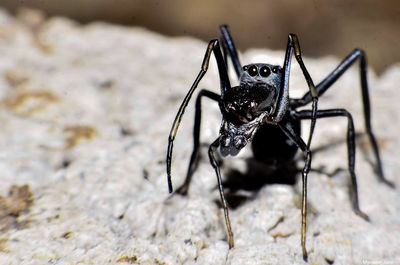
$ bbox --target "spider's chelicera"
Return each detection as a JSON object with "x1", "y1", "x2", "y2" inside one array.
[{"x1": 166, "y1": 25, "x2": 394, "y2": 261}]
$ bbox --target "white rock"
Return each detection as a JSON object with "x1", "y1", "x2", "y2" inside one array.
[{"x1": 0, "y1": 8, "x2": 399, "y2": 265}]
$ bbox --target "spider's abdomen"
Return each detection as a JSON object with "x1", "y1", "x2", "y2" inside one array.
[{"x1": 251, "y1": 113, "x2": 300, "y2": 164}]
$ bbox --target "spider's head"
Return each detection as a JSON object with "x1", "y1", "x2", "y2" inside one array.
[{"x1": 221, "y1": 63, "x2": 282, "y2": 125}]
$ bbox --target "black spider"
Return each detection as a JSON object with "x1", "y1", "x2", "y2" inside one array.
[{"x1": 166, "y1": 25, "x2": 394, "y2": 261}]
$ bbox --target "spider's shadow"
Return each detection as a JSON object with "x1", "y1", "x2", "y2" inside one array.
[
  {"x1": 219, "y1": 134, "x2": 355, "y2": 209},
  {"x1": 221, "y1": 158, "x2": 299, "y2": 209},
  {"x1": 212, "y1": 133, "x2": 375, "y2": 209}
]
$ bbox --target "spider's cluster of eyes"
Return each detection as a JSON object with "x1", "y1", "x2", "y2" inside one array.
[{"x1": 243, "y1": 65, "x2": 281, "y2": 78}]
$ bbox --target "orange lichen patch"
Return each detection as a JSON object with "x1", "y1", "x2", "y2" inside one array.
[
  {"x1": 16, "y1": 8, "x2": 53, "y2": 54},
  {"x1": 35, "y1": 38, "x2": 54, "y2": 54},
  {"x1": 377, "y1": 138, "x2": 387, "y2": 149},
  {"x1": 154, "y1": 258, "x2": 166, "y2": 265},
  {"x1": 336, "y1": 239, "x2": 352, "y2": 246},
  {"x1": 47, "y1": 214, "x2": 60, "y2": 222},
  {"x1": 270, "y1": 231, "x2": 293, "y2": 238},
  {"x1": 0, "y1": 185, "x2": 34, "y2": 217},
  {"x1": 200, "y1": 242, "x2": 209, "y2": 249},
  {"x1": 63, "y1": 125, "x2": 98, "y2": 149},
  {"x1": 2, "y1": 90, "x2": 59, "y2": 115},
  {"x1": 116, "y1": 255, "x2": 140, "y2": 264},
  {"x1": 71, "y1": 58, "x2": 83, "y2": 66},
  {"x1": 0, "y1": 237, "x2": 8, "y2": 252},
  {"x1": 292, "y1": 195, "x2": 302, "y2": 210},
  {"x1": 359, "y1": 134, "x2": 387, "y2": 150},
  {"x1": 0, "y1": 185, "x2": 34, "y2": 232},
  {"x1": 4, "y1": 70, "x2": 30, "y2": 87},
  {"x1": 61, "y1": 231, "x2": 72, "y2": 239}
]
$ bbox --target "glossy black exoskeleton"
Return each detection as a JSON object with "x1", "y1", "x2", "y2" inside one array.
[{"x1": 166, "y1": 25, "x2": 394, "y2": 261}]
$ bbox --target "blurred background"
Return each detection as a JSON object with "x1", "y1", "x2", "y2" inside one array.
[{"x1": 1, "y1": 0, "x2": 399, "y2": 74}]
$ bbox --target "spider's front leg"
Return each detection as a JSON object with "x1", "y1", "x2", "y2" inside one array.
[
  {"x1": 278, "y1": 121, "x2": 312, "y2": 261},
  {"x1": 175, "y1": 89, "x2": 219, "y2": 195},
  {"x1": 219, "y1": 25, "x2": 242, "y2": 79},
  {"x1": 166, "y1": 39, "x2": 230, "y2": 193},
  {"x1": 274, "y1": 34, "x2": 319, "y2": 261},
  {"x1": 208, "y1": 138, "x2": 234, "y2": 248},
  {"x1": 277, "y1": 34, "x2": 319, "y2": 148}
]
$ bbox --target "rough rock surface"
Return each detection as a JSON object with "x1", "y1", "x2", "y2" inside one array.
[{"x1": 0, "y1": 9, "x2": 399, "y2": 265}]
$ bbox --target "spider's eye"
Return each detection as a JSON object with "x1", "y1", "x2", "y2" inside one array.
[
  {"x1": 272, "y1": 66, "x2": 280, "y2": 73},
  {"x1": 260, "y1": 66, "x2": 271, "y2": 77},
  {"x1": 248, "y1": 65, "x2": 258, "y2": 77},
  {"x1": 242, "y1": 65, "x2": 248, "y2": 71}
]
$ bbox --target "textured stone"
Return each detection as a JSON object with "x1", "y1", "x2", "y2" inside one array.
[{"x1": 0, "y1": 8, "x2": 399, "y2": 265}]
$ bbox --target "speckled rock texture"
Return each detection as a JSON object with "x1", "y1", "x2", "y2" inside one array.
[{"x1": 0, "y1": 8, "x2": 399, "y2": 265}]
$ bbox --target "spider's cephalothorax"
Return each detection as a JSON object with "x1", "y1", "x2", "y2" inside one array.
[
  {"x1": 166, "y1": 25, "x2": 394, "y2": 261},
  {"x1": 219, "y1": 63, "x2": 282, "y2": 156}
]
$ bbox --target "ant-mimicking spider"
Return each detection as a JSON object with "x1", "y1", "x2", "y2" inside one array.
[{"x1": 166, "y1": 25, "x2": 394, "y2": 261}]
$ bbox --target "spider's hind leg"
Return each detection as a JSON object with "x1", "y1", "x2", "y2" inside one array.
[
  {"x1": 292, "y1": 49, "x2": 394, "y2": 187},
  {"x1": 294, "y1": 108, "x2": 370, "y2": 221}
]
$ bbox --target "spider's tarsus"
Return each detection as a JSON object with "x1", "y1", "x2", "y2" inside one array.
[
  {"x1": 303, "y1": 253, "x2": 308, "y2": 262},
  {"x1": 168, "y1": 179, "x2": 174, "y2": 193},
  {"x1": 381, "y1": 178, "x2": 395, "y2": 189},
  {"x1": 356, "y1": 209, "x2": 370, "y2": 222}
]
